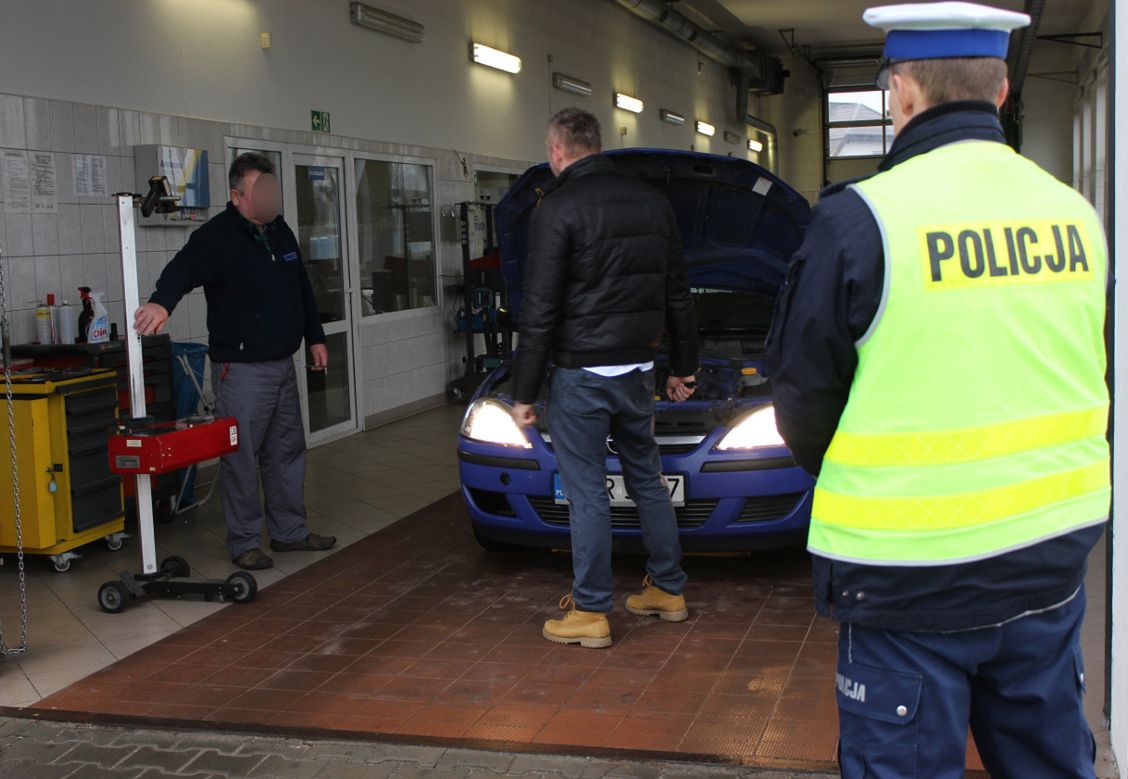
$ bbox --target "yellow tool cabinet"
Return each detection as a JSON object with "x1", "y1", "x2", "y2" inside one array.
[{"x1": 0, "y1": 369, "x2": 125, "y2": 572}]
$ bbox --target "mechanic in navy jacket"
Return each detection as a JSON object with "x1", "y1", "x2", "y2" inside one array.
[{"x1": 134, "y1": 153, "x2": 336, "y2": 571}]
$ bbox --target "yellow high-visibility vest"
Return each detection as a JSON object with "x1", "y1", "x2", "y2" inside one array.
[{"x1": 809, "y1": 140, "x2": 1110, "y2": 566}]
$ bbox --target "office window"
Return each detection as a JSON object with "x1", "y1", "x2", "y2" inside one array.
[
  {"x1": 826, "y1": 89, "x2": 893, "y2": 158},
  {"x1": 354, "y1": 159, "x2": 436, "y2": 315}
]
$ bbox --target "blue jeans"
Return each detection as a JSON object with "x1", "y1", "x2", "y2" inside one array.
[
  {"x1": 547, "y1": 367, "x2": 687, "y2": 613},
  {"x1": 836, "y1": 586, "x2": 1096, "y2": 779}
]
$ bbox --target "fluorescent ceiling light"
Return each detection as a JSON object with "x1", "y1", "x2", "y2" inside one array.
[
  {"x1": 659, "y1": 109, "x2": 685, "y2": 126},
  {"x1": 615, "y1": 93, "x2": 644, "y2": 113},
  {"x1": 349, "y1": 2, "x2": 424, "y2": 43},
  {"x1": 472, "y1": 43, "x2": 521, "y2": 74},
  {"x1": 695, "y1": 120, "x2": 716, "y2": 137},
  {"x1": 748, "y1": 138, "x2": 764, "y2": 152},
  {"x1": 723, "y1": 131, "x2": 740, "y2": 144},
  {"x1": 553, "y1": 73, "x2": 592, "y2": 97}
]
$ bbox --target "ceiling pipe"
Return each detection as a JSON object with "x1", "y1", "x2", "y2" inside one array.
[
  {"x1": 1009, "y1": 0, "x2": 1046, "y2": 96},
  {"x1": 613, "y1": 0, "x2": 763, "y2": 76}
]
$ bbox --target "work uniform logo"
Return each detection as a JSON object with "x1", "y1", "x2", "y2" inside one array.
[
  {"x1": 836, "y1": 672, "x2": 866, "y2": 702},
  {"x1": 919, "y1": 220, "x2": 1092, "y2": 291}
]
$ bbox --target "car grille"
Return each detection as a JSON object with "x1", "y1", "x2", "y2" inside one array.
[
  {"x1": 540, "y1": 435, "x2": 704, "y2": 456},
  {"x1": 528, "y1": 497, "x2": 718, "y2": 529},
  {"x1": 737, "y1": 492, "x2": 806, "y2": 523}
]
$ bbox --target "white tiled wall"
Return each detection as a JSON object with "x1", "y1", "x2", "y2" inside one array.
[
  {"x1": 0, "y1": 95, "x2": 207, "y2": 346},
  {"x1": 1, "y1": 92, "x2": 527, "y2": 428}
]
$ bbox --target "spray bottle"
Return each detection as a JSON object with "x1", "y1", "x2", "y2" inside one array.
[
  {"x1": 77, "y1": 287, "x2": 93, "y2": 344},
  {"x1": 87, "y1": 291, "x2": 110, "y2": 344},
  {"x1": 35, "y1": 296, "x2": 53, "y2": 344},
  {"x1": 57, "y1": 299, "x2": 77, "y2": 344}
]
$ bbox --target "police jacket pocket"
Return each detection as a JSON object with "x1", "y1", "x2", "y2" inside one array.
[{"x1": 837, "y1": 663, "x2": 923, "y2": 778}]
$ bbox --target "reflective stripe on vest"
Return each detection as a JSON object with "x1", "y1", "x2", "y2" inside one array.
[{"x1": 809, "y1": 140, "x2": 1110, "y2": 566}]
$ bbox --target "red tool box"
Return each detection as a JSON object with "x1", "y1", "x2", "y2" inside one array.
[{"x1": 109, "y1": 417, "x2": 239, "y2": 476}]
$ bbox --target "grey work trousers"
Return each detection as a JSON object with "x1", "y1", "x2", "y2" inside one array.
[{"x1": 212, "y1": 357, "x2": 311, "y2": 558}]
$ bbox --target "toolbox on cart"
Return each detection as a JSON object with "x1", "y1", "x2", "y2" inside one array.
[
  {"x1": 0, "y1": 368, "x2": 126, "y2": 572},
  {"x1": 13, "y1": 336, "x2": 179, "y2": 521}
]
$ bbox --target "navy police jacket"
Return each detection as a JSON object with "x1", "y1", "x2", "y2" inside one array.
[{"x1": 766, "y1": 101, "x2": 1106, "y2": 632}]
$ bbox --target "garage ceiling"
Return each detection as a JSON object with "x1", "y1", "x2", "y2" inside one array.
[{"x1": 676, "y1": 0, "x2": 1105, "y2": 58}]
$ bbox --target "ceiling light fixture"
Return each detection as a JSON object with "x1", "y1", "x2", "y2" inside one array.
[
  {"x1": 553, "y1": 73, "x2": 593, "y2": 97},
  {"x1": 471, "y1": 43, "x2": 522, "y2": 74},
  {"x1": 695, "y1": 120, "x2": 716, "y2": 137},
  {"x1": 349, "y1": 2, "x2": 424, "y2": 43},
  {"x1": 748, "y1": 138, "x2": 764, "y2": 152},
  {"x1": 615, "y1": 93, "x2": 644, "y2": 113},
  {"x1": 659, "y1": 109, "x2": 685, "y2": 126}
]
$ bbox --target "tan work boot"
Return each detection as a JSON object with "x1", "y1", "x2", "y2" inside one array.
[
  {"x1": 542, "y1": 594, "x2": 613, "y2": 648},
  {"x1": 626, "y1": 575, "x2": 689, "y2": 622}
]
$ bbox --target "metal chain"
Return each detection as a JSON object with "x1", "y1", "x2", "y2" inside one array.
[{"x1": 0, "y1": 242, "x2": 29, "y2": 657}]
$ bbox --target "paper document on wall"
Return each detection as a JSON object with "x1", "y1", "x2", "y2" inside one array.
[
  {"x1": 72, "y1": 154, "x2": 108, "y2": 197},
  {"x1": 30, "y1": 152, "x2": 57, "y2": 213},
  {"x1": 2, "y1": 151, "x2": 31, "y2": 213}
]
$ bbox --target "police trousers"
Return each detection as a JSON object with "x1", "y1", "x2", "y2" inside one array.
[{"x1": 836, "y1": 586, "x2": 1096, "y2": 779}]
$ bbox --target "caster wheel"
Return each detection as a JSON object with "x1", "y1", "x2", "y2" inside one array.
[
  {"x1": 98, "y1": 581, "x2": 129, "y2": 613},
  {"x1": 226, "y1": 572, "x2": 258, "y2": 604},
  {"x1": 51, "y1": 555, "x2": 72, "y2": 573},
  {"x1": 105, "y1": 534, "x2": 124, "y2": 552},
  {"x1": 160, "y1": 555, "x2": 190, "y2": 578}
]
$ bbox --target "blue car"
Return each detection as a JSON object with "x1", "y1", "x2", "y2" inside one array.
[{"x1": 458, "y1": 149, "x2": 814, "y2": 552}]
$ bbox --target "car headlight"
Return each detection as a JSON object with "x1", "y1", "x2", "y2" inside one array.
[
  {"x1": 715, "y1": 405, "x2": 785, "y2": 450},
  {"x1": 460, "y1": 399, "x2": 533, "y2": 448}
]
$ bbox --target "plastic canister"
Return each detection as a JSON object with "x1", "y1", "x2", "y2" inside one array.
[{"x1": 87, "y1": 291, "x2": 110, "y2": 343}]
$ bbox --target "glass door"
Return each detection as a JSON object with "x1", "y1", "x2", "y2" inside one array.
[{"x1": 288, "y1": 154, "x2": 357, "y2": 443}]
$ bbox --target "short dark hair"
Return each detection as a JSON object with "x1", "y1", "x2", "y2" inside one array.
[
  {"x1": 891, "y1": 57, "x2": 1007, "y2": 106},
  {"x1": 229, "y1": 152, "x2": 276, "y2": 193},
  {"x1": 547, "y1": 107, "x2": 602, "y2": 155}
]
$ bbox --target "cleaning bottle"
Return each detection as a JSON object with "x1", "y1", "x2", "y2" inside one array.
[
  {"x1": 77, "y1": 287, "x2": 93, "y2": 344},
  {"x1": 58, "y1": 299, "x2": 77, "y2": 344},
  {"x1": 87, "y1": 291, "x2": 110, "y2": 343}
]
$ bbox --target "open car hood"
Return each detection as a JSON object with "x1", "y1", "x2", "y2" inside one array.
[{"x1": 494, "y1": 149, "x2": 811, "y2": 322}]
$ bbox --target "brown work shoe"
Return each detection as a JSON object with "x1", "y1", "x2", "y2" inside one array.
[
  {"x1": 232, "y1": 548, "x2": 273, "y2": 570},
  {"x1": 542, "y1": 594, "x2": 613, "y2": 649},
  {"x1": 270, "y1": 533, "x2": 337, "y2": 553},
  {"x1": 626, "y1": 575, "x2": 689, "y2": 622}
]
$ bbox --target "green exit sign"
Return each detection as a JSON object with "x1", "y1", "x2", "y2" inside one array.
[{"x1": 311, "y1": 110, "x2": 331, "y2": 133}]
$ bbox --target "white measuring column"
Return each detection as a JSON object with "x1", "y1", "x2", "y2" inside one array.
[{"x1": 115, "y1": 193, "x2": 157, "y2": 575}]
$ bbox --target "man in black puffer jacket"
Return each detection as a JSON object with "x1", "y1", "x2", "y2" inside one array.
[{"x1": 510, "y1": 107, "x2": 700, "y2": 648}]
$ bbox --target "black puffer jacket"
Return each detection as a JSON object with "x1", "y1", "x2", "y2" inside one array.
[{"x1": 510, "y1": 155, "x2": 699, "y2": 403}]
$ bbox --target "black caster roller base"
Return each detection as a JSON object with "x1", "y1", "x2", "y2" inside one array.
[{"x1": 97, "y1": 557, "x2": 258, "y2": 613}]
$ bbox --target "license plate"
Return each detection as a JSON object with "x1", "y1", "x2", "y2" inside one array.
[{"x1": 553, "y1": 473, "x2": 685, "y2": 507}]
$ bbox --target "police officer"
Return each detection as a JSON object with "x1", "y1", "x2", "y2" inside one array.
[{"x1": 767, "y1": 3, "x2": 1108, "y2": 777}]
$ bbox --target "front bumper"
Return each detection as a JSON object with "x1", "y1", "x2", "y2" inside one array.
[{"x1": 457, "y1": 429, "x2": 813, "y2": 552}]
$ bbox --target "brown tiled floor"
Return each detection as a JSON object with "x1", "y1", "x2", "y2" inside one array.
[{"x1": 24, "y1": 493, "x2": 992, "y2": 773}]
